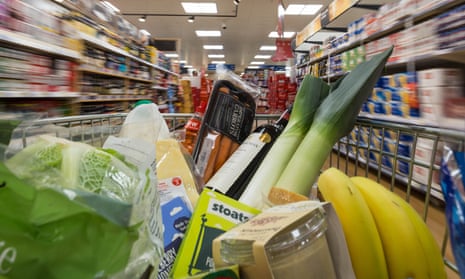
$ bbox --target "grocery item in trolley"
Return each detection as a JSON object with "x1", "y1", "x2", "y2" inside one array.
[
  {"x1": 0, "y1": 132, "x2": 162, "y2": 279},
  {"x1": 170, "y1": 188, "x2": 260, "y2": 278},
  {"x1": 212, "y1": 201, "x2": 355, "y2": 279},
  {"x1": 192, "y1": 78, "x2": 258, "y2": 184},
  {"x1": 440, "y1": 144, "x2": 465, "y2": 276}
]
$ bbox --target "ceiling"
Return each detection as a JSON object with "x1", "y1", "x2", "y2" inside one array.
[{"x1": 108, "y1": 0, "x2": 396, "y2": 73}]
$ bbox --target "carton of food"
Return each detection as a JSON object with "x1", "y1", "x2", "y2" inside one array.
[
  {"x1": 170, "y1": 188, "x2": 260, "y2": 278},
  {"x1": 212, "y1": 201, "x2": 355, "y2": 279}
]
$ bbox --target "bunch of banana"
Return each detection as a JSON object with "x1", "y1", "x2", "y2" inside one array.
[
  {"x1": 317, "y1": 167, "x2": 389, "y2": 279},
  {"x1": 351, "y1": 176, "x2": 446, "y2": 279},
  {"x1": 318, "y1": 167, "x2": 446, "y2": 279}
]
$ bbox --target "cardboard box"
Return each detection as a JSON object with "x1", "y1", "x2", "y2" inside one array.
[
  {"x1": 418, "y1": 86, "x2": 463, "y2": 104},
  {"x1": 171, "y1": 188, "x2": 260, "y2": 278},
  {"x1": 417, "y1": 68, "x2": 464, "y2": 88},
  {"x1": 212, "y1": 201, "x2": 355, "y2": 279}
]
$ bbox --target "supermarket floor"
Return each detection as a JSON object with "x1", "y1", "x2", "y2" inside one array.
[{"x1": 323, "y1": 152, "x2": 459, "y2": 279}]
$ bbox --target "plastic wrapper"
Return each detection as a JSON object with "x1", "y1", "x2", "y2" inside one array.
[
  {"x1": 0, "y1": 115, "x2": 164, "y2": 279},
  {"x1": 192, "y1": 77, "x2": 257, "y2": 183},
  {"x1": 215, "y1": 64, "x2": 262, "y2": 100},
  {"x1": 119, "y1": 103, "x2": 171, "y2": 143},
  {"x1": 440, "y1": 144, "x2": 465, "y2": 277}
]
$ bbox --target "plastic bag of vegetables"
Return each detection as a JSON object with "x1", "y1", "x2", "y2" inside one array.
[{"x1": 0, "y1": 134, "x2": 162, "y2": 279}]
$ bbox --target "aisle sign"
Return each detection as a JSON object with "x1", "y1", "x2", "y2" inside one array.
[
  {"x1": 295, "y1": 0, "x2": 360, "y2": 47},
  {"x1": 296, "y1": 14, "x2": 322, "y2": 46},
  {"x1": 328, "y1": 0, "x2": 360, "y2": 21},
  {"x1": 207, "y1": 64, "x2": 235, "y2": 71}
]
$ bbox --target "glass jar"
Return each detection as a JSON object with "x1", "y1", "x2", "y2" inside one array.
[{"x1": 265, "y1": 207, "x2": 337, "y2": 279}]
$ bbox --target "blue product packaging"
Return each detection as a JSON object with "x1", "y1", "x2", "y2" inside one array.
[{"x1": 440, "y1": 146, "x2": 465, "y2": 277}]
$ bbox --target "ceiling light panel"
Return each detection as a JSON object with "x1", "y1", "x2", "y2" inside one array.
[
  {"x1": 181, "y1": 2, "x2": 218, "y2": 14},
  {"x1": 285, "y1": 4, "x2": 322, "y2": 15},
  {"x1": 212, "y1": 60, "x2": 226, "y2": 64},
  {"x1": 208, "y1": 54, "x2": 225, "y2": 58},
  {"x1": 203, "y1": 45, "x2": 223, "y2": 50},
  {"x1": 259, "y1": 45, "x2": 277, "y2": 51},
  {"x1": 251, "y1": 61, "x2": 265, "y2": 65},
  {"x1": 165, "y1": 53, "x2": 179, "y2": 58},
  {"x1": 254, "y1": 55, "x2": 271, "y2": 59},
  {"x1": 195, "y1": 30, "x2": 222, "y2": 37},
  {"x1": 268, "y1": 31, "x2": 295, "y2": 38}
]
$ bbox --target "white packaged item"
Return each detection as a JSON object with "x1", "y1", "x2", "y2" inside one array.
[
  {"x1": 418, "y1": 86, "x2": 463, "y2": 104},
  {"x1": 119, "y1": 103, "x2": 171, "y2": 143},
  {"x1": 417, "y1": 68, "x2": 464, "y2": 87}
]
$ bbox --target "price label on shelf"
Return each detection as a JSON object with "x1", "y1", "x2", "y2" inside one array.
[
  {"x1": 296, "y1": 14, "x2": 322, "y2": 46},
  {"x1": 328, "y1": 0, "x2": 360, "y2": 21}
]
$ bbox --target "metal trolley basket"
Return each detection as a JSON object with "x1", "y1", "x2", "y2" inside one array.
[{"x1": 11, "y1": 113, "x2": 465, "y2": 277}]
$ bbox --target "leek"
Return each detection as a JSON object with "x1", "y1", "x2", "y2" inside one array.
[
  {"x1": 238, "y1": 75, "x2": 330, "y2": 208},
  {"x1": 268, "y1": 47, "x2": 393, "y2": 205}
]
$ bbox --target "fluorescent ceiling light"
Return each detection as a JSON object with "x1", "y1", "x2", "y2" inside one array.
[
  {"x1": 285, "y1": 4, "x2": 322, "y2": 15},
  {"x1": 195, "y1": 30, "x2": 221, "y2": 37},
  {"x1": 179, "y1": 60, "x2": 187, "y2": 64},
  {"x1": 208, "y1": 54, "x2": 225, "y2": 58},
  {"x1": 254, "y1": 55, "x2": 272, "y2": 59},
  {"x1": 165, "y1": 53, "x2": 179, "y2": 58},
  {"x1": 251, "y1": 61, "x2": 265, "y2": 65},
  {"x1": 260, "y1": 45, "x2": 277, "y2": 51},
  {"x1": 203, "y1": 45, "x2": 223, "y2": 50},
  {"x1": 212, "y1": 60, "x2": 226, "y2": 64},
  {"x1": 268, "y1": 31, "x2": 295, "y2": 38},
  {"x1": 101, "y1": 1, "x2": 120, "y2": 13},
  {"x1": 181, "y1": 2, "x2": 218, "y2": 14},
  {"x1": 248, "y1": 66, "x2": 260, "y2": 69},
  {"x1": 184, "y1": 65, "x2": 193, "y2": 68}
]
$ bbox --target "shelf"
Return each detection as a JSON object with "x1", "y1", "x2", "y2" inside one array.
[
  {"x1": 0, "y1": 29, "x2": 80, "y2": 60},
  {"x1": 153, "y1": 85, "x2": 169, "y2": 91},
  {"x1": 79, "y1": 32, "x2": 178, "y2": 76},
  {"x1": 78, "y1": 66, "x2": 152, "y2": 82},
  {"x1": 296, "y1": 0, "x2": 465, "y2": 68},
  {"x1": 335, "y1": 146, "x2": 444, "y2": 201},
  {"x1": 78, "y1": 95, "x2": 152, "y2": 103},
  {"x1": 358, "y1": 113, "x2": 465, "y2": 133},
  {"x1": 0, "y1": 91, "x2": 80, "y2": 98}
]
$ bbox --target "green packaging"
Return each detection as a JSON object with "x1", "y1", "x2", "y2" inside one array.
[{"x1": 171, "y1": 188, "x2": 260, "y2": 278}]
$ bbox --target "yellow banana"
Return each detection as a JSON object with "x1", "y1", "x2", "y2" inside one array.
[
  {"x1": 351, "y1": 176, "x2": 446, "y2": 279},
  {"x1": 317, "y1": 168, "x2": 389, "y2": 279},
  {"x1": 350, "y1": 176, "x2": 430, "y2": 279}
]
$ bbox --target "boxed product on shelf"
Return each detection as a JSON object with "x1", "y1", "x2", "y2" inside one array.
[
  {"x1": 418, "y1": 86, "x2": 463, "y2": 103},
  {"x1": 417, "y1": 68, "x2": 464, "y2": 87}
]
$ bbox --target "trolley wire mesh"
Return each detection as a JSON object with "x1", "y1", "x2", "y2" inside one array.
[{"x1": 8, "y1": 113, "x2": 465, "y2": 276}]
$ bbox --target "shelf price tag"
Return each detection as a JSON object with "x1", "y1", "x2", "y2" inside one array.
[
  {"x1": 296, "y1": 14, "x2": 322, "y2": 47},
  {"x1": 328, "y1": 0, "x2": 360, "y2": 21}
]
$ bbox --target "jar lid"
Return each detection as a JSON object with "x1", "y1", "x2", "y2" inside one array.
[{"x1": 265, "y1": 207, "x2": 327, "y2": 254}]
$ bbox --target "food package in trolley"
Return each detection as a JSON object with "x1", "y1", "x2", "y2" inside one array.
[
  {"x1": 440, "y1": 143, "x2": 465, "y2": 276},
  {"x1": 192, "y1": 66, "x2": 260, "y2": 184},
  {"x1": 120, "y1": 103, "x2": 204, "y2": 278},
  {"x1": 0, "y1": 116, "x2": 163, "y2": 279}
]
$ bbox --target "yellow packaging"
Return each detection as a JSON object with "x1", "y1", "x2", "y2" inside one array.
[
  {"x1": 179, "y1": 265, "x2": 240, "y2": 279},
  {"x1": 156, "y1": 139, "x2": 201, "y2": 208},
  {"x1": 171, "y1": 188, "x2": 260, "y2": 278}
]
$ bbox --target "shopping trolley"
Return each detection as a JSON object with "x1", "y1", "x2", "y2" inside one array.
[{"x1": 10, "y1": 113, "x2": 464, "y2": 278}]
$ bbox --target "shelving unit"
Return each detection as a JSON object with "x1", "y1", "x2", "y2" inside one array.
[
  {"x1": 0, "y1": 0, "x2": 180, "y2": 116},
  {"x1": 293, "y1": 0, "x2": 465, "y2": 206}
]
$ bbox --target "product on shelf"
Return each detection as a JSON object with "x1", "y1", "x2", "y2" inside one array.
[{"x1": 417, "y1": 68, "x2": 465, "y2": 128}]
